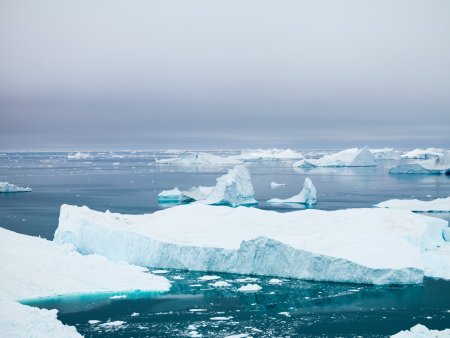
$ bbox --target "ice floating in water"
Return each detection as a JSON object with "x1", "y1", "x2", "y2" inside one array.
[
  {"x1": 401, "y1": 148, "x2": 445, "y2": 160},
  {"x1": 156, "y1": 152, "x2": 240, "y2": 165},
  {"x1": 237, "y1": 148, "x2": 303, "y2": 162},
  {"x1": 267, "y1": 177, "x2": 316, "y2": 206},
  {"x1": 370, "y1": 148, "x2": 402, "y2": 160},
  {"x1": 54, "y1": 204, "x2": 450, "y2": 285},
  {"x1": 210, "y1": 281, "x2": 231, "y2": 287},
  {"x1": 270, "y1": 182, "x2": 286, "y2": 189},
  {"x1": 158, "y1": 188, "x2": 185, "y2": 203},
  {"x1": 375, "y1": 197, "x2": 450, "y2": 213},
  {"x1": 390, "y1": 152, "x2": 450, "y2": 175},
  {"x1": 237, "y1": 284, "x2": 262, "y2": 292},
  {"x1": 198, "y1": 275, "x2": 221, "y2": 281},
  {"x1": 182, "y1": 186, "x2": 215, "y2": 202},
  {"x1": 391, "y1": 324, "x2": 450, "y2": 337},
  {"x1": 293, "y1": 146, "x2": 377, "y2": 168},
  {"x1": 67, "y1": 152, "x2": 92, "y2": 160},
  {"x1": 0, "y1": 182, "x2": 32, "y2": 193}
]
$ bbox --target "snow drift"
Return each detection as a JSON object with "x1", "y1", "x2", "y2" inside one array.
[{"x1": 54, "y1": 204, "x2": 450, "y2": 285}]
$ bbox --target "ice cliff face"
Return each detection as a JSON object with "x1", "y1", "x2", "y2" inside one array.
[
  {"x1": 267, "y1": 177, "x2": 316, "y2": 206},
  {"x1": 293, "y1": 146, "x2": 377, "y2": 168},
  {"x1": 54, "y1": 204, "x2": 450, "y2": 285},
  {"x1": 0, "y1": 182, "x2": 32, "y2": 193}
]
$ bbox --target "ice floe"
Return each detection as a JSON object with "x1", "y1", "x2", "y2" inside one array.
[
  {"x1": 293, "y1": 146, "x2": 377, "y2": 168},
  {"x1": 55, "y1": 204, "x2": 450, "y2": 285},
  {"x1": 375, "y1": 197, "x2": 450, "y2": 213},
  {"x1": 391, "y1": 324, "x2": 450, "y2": 337},
  {"x1": 267, "y1": 177, "x2": 316, "y2": 206},
  {"x1": 0, "y1": 181, "x2": 32, "y2": 193},
  {"x1": 237, "y1": 284, "x2": 262, "y2": 292},
  {"x1": 156, "y1": 152, "x2": 240, "y2": 165}
]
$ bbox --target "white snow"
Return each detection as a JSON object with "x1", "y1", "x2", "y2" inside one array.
[
  {"x1": 237, "y1": 284, "x2": 262, "y2": 292},
  {"x1": 0, "y1": 181, "x2": 32, "y2": 193},
  {"x1": 158, "y1": 187, "x2": 185, "y2": 203},
  {"x1": 67, "y1": 152, "x2": 92, "y2": 160},
  {"x1": 54, "y1": 203, "x2": 450, "y2": 285},
  {"x1": 267, "y1": 177, "x2": 316, "y2": 206},
  {"x1": 270, "y1": 182, "x2": 286, "y2": 189},
  {"x1": 237, "y1": 148, "x2": 303, "y2": 161},
  {"x1": 293, "y1": 146, "x2": 377, "y2": 168},
  {"x1": 401, "y1": 148, "x2": 445, "y2": 159},
  {"x1": 156, "y1": 152, "x2": 240, "y2": 165},
  {"x1": 391, "y1": 324, "x2": 450, "y2": 337},
  {"x1": 375, "y1": 197, "x2": 450, "y2": 213},
  {"x1": 0, "y1": 299, "x2": 82, "y2": 338}
]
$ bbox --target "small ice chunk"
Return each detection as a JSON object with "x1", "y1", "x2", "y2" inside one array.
[
  {"x1": 237, "y1": 284, "x2": 262, "y2": 292},
  {"x1": 99, "y1": 321, "x2": 126, "y2": 328},
  {"x1": 210, "y1": 316, "x2": 233, "y2": 321},
  {"x1": 278, "y1": 312, "x2": 291, "y2": 317},
  {"x1": 158, "y1": 188, "x2": 184, "y2": 203},
  {"x1": 0, "y1": 182, "x2": 32, "y2": 193},
  {"x1": 109, "y1": 294, "x2": 127, "y2": 299},
  {"x1": 189, "y1": 309, "x2": 207, "y2": 312},
  {"x1": 152, "y1": 269, "x2": 170, "y2": 274},
  {"x1": 130, "y1": 312, "x2": 139, "y2": 317},
  {"x1": 268, "y1": 278, "x2": 283, "y2": 285},
  {"x1": 198, "y1": 275, "x2": 221, "y2": 281},
  {"x1": 210, "y1": 281, "x2": 231, "y2": 287},
  {"x1": 88, "y1": 320, "x2": 101, "y2": 325},
  {"x1": 270, "y1": 182, "x2": 286, "y2": 189},
  {"x1": 267, "y1": 177, "x2": 316, "y2": 206},
  {"x1": 188, "y1": 331, "x2": 203, "y2": 337}
]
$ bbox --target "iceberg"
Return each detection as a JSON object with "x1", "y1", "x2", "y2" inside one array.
[
  {"x1": 267, "y1": 177, "x2": 317, "y2": 206},
  {"x1": 182, "y1": 186, "x2": 215, "y2": 201},
  {"x1": 370, "y1": 148, "x2": 402, "y2": 160},
  {"x1": 270, "y1": 182, "x2": 286, "y2": 189},
  {"x1": 158, "y1": 187, "x2": 185, "y2": 203},
  {"x1": 293, "y1": 146, "x2": 377, "y2": 168},
  {"x1": 54, "y1": 204, "x2": 450, "y2": 285},
  {"x1": 0, "y1": 182, "x2": 32, "y2": 193},
  {"x1": 391, "y1": 324, "x2": 450, "y2": 337},
  {"x1": 401, "y1": 148, "x2": 445, "y2": 159},
  {"x1": 67, "y1": 152, "x2": 92, "y2": 160},
  {"x1": 390, "y1": 152, "x2": 450, "y2": 175},
  {"x1": 375, "y1": 197, "x2": 450, "y2": 213},
  {"x1": 156, "y1": 152, "x2": 241, "y2": 165},
  {"x1": 0, "y1": 227, "x2": 170, "y2": 338},
  {"x1": 237, "y1": 148, "x2": 303, "y2": 162}
]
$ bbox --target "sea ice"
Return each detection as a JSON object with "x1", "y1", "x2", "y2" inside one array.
[
  {"x1": 391, "y1": 324, "x2": 450, "y2": 337},
  {"x1": 210, "y1": 281, "x2": 231, "y2": 287},
  {"x1": 54, "y1": 204, "x2": 450, "y2": 285},
  {"x1": 237, "y1": 148, "x2": 303, "y2": 161},
  {"x1": 370, "y1": 148, "x2": 402, "y2": 160},
  {"x1": 401, "y1": 148, "x2": 445, "y2": 160},
  {"x1": 158, "y1": 188, "x2": 185, "y2": 203},
  {"x1": 237, "y1": 284, "x2": 262, "y2": 292},
  {"x1": 198, "y1": 275, "x2": 221, "y2": 281},
  {"x1": 0, "y1": 181, "x2": 32, "y2": 193},
  {"x1": 375, "y1": 197, "x2": 450, "y2": 213},
  {"x1": 67, "y1": 152, "x2": 92, "y2": 160},
  {"x1": 293, "y1": 146, "x2": 377, "y2": 168},
  {"x1": 390, "y1": 153, "x2": 450, "y2": 175},
  {"x1": 267, "y1": 177, "x2": 316, "y2": 206},
  {"x1": 270, "y1": 182, "x2": 286, "y2": 189},
  {"x1": 156, "y1": 152, "x2": 240, "y2": 165}
]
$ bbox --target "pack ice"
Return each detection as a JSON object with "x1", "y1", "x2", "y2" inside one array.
[
  {"x1": 0, "y1": 181, "x2": 32, "y2": 193},
  {"x1": 156, "y1": 152, "x2": 240, "y2": 165},
  {"x1": 267, "y1": 177, "x2": 316, "y2": 206},
  {"x1": 293, "y1": 146, "x2": 377, "y2": 168},
  {"x1": 390, "y1": 151, "x2": 450, "y2": 175},
  {"x1": 375, "y1": 197, "x2": 450, "y2": 213},
  {"x1": 159, "y1": 166, "x2": 257, "y2": 207},
  {"x1": 54, "y1": 204, "x2": 450, "y2": 285}
]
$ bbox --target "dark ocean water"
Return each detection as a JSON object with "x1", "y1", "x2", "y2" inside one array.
[{"x1": 1, "y1": 151, "x2": 450, "y2": 337}]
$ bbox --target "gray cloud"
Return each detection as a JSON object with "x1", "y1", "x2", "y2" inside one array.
[{"x1": 1, "y1": 0, "x2": 449, "y2": 150}]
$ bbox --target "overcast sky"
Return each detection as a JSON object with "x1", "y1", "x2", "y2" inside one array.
[{"x1": 1, "y1": 0, "x2": 449, "y2": 150}]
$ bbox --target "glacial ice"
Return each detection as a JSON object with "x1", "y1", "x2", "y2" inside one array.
[
  {"x1": 375, "y1": 197, "x2": 450, "y2": 213},
  {"x1": 293, "y1": 146, "x2": 377, "y2": 168},
  {"x1": 0, "y1": 182, "x2": 32, "y2": 193},
  {"x1": 270, "y1": 181, "x2": 286, "y2": 189},
  {"x1": 156, "y1": 152, "x2": 241, "y2": 165},
  {"x1": 370, "y1": 148, "x2": 402, "y2": 160},
  {"x1": 67, "y1": 152, "x2": 92, "y2": 160},
  {"x1": 158, "y1": 187, "x2": 185, "y2": 203},
  {"x1": 401, "y1": 148, "x2": 446, "y2": 160},
  {"x1": 390, "y1": 153, "x2": 450, "y2": 175},
  {"x1": 267, "y1": 177, "x2": 317, "y2": 206},
  {"x1": 391, "y1": 324, "x2": 450, "y2": 337},
  {"x1": 236, "y1": 148, "x2": 303, "y2": 161},
  {"x1": 182, "y1": 186, "x2": 215, "y2": 201},
  {"x1": 54, "y1": 204, "x2": 450, "y2": 285}
]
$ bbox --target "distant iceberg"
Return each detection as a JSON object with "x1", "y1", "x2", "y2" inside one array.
[
  {"x1": 390, "y1": 152, "x2": 450, "y2": 175},
  {"x1": 375, "y1": 197, "x2": 450, "y2": 213},
  {"x1": 391, "y1": 324, "x2": 450, "y2": 337},
  {"x1": 293, "y1": 146, "x2": 377, "y2": 168},
  {"x1": 370, "y1": 148, "x2": 402, "y2": 160},
  {"x1": 268, "y1": 177, "x2": 316, "y2": 206},
  {"x1": 270, "y1": 182, "x2": 286, "y2": 189},
  {"x1": 401, "y1": 148, "x2": 445, "y2": 160},
  {"x1": 0, "y1": 182, "x2": 32, "y2": 193},
  {"x1": 156, "y1": 152, "x2": 240, "y2": 165},
  {"x1": 54, "y1": 204, "x2": 450, "y2": 285},
  {"x1": 67, "y1": 152, "x2": 92, "y2": 160},
  {"x1": 237, "y1": 148, "x2": 303, "y2": 162}
]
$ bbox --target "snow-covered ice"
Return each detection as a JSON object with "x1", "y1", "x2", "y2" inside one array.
[
  {"x1": 55, "y1": 203, "x2": 450, "y2": 285},
  {"x1": 293, "y1": 146, "x2": 377, "y2": 168},
  {"x1": 375, "y1": 197, "x2": 450, "y2": 213},
  {"x1": 156, "y1": 152, "x2": 240, "y2": 165},
  {"x1": 237, "y1": 284, "x2": 262, "y2": 292},
  {"x1": 198, "y1": 275, "x2": 221, "y2": 281},
  {"x1": 270, "y1": 182, "x2": 286, "y2": 189},
  {"x1": 370, "y1": 148, "x2": 402, "y2": 160},
  {"x1": 0, "y1": 181, "x2": 32, "y2": 193},
  {"x1": 267, "y1": 177, "x2": 316, "y2": 206},
  {"x1": 391, "y1": 324, "x2": 450, "y2": 337},
  {"x1": 401, "y1": 148, "x2": 446, "y2": 160}
]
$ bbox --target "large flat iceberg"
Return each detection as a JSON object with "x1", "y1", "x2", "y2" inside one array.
[
  {"x1": 375, "y1": 197, "x2": 450, "y2": 213},
  {"x1": 267, "y1": 177, "x2": 316, "y2": 206},
  {"x1": 236, "y1": 148, "x2": 303, "y2": 162},
  {"x1": 156, "y1": 152, "x2": 241, "y2": 165},
  {"x1": 0, "y1": 181, "x2": 32, "y2": 193},
  {"x1": 54, "y1": 204, "x2": 449, "y2": 285},
  {"x1": 293, "y1": 146, "x2": 377, "y2": 168}
]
